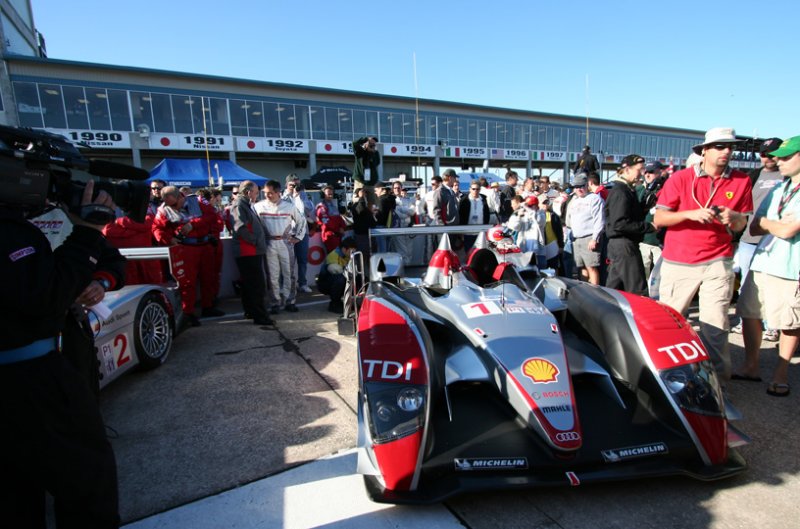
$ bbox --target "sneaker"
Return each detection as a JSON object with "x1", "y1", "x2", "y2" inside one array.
[
  {"x1": 298, "y1": 285, "x2": 312, "y2": 293},
  {"x1": 269, "y1": 306, "x2": 280, "y2": 315},
  {"x1": 730, "y1": 323, "x2": 742, "y2": 334},
  {"x1": 763, "y1": 329, "x2": 780, "y2": 342},
  {"x1": 285, "y1": 303, "x2": 299, "y2": 313},
  {"x1": 201, "y1": 307, "x2": 225, "y2": 318}
]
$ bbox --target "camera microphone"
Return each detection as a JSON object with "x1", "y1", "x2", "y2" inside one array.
[{"x1": 88, "y1": 160, "x2": 150, "y2": 181}]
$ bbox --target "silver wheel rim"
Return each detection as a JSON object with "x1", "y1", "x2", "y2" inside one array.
[{"x1": 139, "y1": 302, "x2": 171, "y2": 359}]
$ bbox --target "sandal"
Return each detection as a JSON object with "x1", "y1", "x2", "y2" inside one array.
[{"x1": 767, "y1": 383, "x2": 790, "y2": 397}]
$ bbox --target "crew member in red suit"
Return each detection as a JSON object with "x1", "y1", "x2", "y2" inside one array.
[
  {"x1": 316, "y1": 185, "x2": 346, "y2": 252},
  {"x1": 103, "y1": 213, "x2": 164, "y2": 285},
  {"x1": 152, "y1": 186, "x2": 224, "y2": 326}
]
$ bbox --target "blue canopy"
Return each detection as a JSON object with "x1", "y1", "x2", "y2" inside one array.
[{"x1": 148, "y1": 159, "x2": 267, "y2": 187}]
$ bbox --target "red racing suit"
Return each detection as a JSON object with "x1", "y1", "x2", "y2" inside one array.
[
  {"x1": 152, "y1": 196, "x2": 217, "y2": 316},
  {"x1": 103, "y1": 214, "x2": 164, "y2": 284}
]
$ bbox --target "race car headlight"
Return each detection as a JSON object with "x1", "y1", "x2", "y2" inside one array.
[
  {"x1": 660, "y1": 363, "x2": 723, "y2": 417},
  {"x1": 365, "y1": 383, "x2": 426, "y2": 444},
  {"x1": 397, "y1": 387, "x2": 424, "y2": 412}
]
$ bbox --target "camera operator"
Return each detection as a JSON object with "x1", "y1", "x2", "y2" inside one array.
[{"x1": 0, "y1": 180, "x2": 120, "y2": 527}]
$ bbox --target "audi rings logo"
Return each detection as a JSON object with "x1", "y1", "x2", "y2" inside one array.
[{"x1": 555, "y1": 431, "x2": 581, "y2": 442}]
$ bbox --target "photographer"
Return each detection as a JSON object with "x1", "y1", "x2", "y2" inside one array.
[
  {"x1": 0, "y1": 180, "x2": 120, "y2": 527},
  {"x1": 636, "y1": 161, "x2": 667, "y2": 277},
  {"x1": 352, "y1": 136, "x2": 380, "y2": 207}
]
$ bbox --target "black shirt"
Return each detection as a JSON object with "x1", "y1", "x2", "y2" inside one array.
[{"x1": 0, "y1": 209, "x2": 103, "y2": 351}]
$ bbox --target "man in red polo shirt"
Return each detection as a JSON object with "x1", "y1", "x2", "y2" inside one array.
[{"x1": 654, "y1": 127, "x2": 753, "y2": 380}]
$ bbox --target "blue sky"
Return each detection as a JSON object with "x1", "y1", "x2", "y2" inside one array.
[{"x1": 33, "y1": 0, "x2": 799, "y2": 140}]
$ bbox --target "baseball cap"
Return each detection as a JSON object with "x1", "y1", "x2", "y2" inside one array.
[
  {"x1": 645, "y1": 160, "x2": 664, "y2": 173},
  {"x1": 524, "y1": 195, "x2": 539, "y2": 208},
  {"x1": 620, "y1": 154, "x2": 645, "y2": 169},
  {"x1": 768, "y1": 136, "x2": 800, "y2": 158},
  {"x1": 759, "y1": 137, "x2": 783, "y2": 155},
  {"x1": 572, "y1": 174, "x2": 588, "y2": 187}
]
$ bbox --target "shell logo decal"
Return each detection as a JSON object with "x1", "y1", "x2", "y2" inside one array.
[{"x1": 521, "y1": 357, "x2": 559, "y2": 384}]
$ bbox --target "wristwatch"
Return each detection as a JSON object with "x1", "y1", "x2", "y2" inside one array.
[{"x1": 97, "y1": 278, "x2": 111, "y2": 291}]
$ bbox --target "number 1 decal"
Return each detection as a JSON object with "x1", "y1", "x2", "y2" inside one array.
[{"x1": 462, "y1": 301, "x2": 502, "y2": 318}]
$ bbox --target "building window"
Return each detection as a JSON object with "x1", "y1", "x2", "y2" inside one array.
[
  {"x1": 107, "y1": 89, "x2": 131, "y2": 130},
  {"x1": 86, "y1": 87, "x2": 111, "y2": 130},
  {"x1": 337, "y1": 108, "x2": 352, "y2": 141},
  {"x1": 171, "y1": 95, "x2": 192, "y2": 133},
  {"x1": 63, "y1": 86, "x2": 89, "y2": 129},
  {"x1": 246, "y1": 100, "x2": 265, "y2": 137},
  {"x1": 38, "y1": 84, "x2": 66, "y2": 129},
  {"x1": 263, "y1": 102, "x2": 279, "y2": 137},
  {"x1": 189, "y1": 96, "x2": 210, "y2": 135},
  {"x1": 210, "y1": 97, "x2": 230, "y2": 136},
  {"x1": 151, "y1": 93, "x2": 173, "y2": 133},
  {"x1": 324, "y1": 107, "x2": 339, "y2": 140},
  {"x1": 279, "y1": 104, "x2": 297, "y2": 139},
  {"x1": 365, "y1": 111, "x2": 379, "y2": 138},
  {"x1": 230, "y1": 99, "x2": 248, "y2": 136},
  {"x1": 295, "y1": 105, "x2": 310, "y2": 139},
  {"x1": 352, "y1": 110, "x2": 366, "y2": 138},
  {"x1": 130, "y1": 92, "x2": 154, "y2": 132},
  {"x1": 310, "y1": 106, "x2": 324, "y2": 139}
]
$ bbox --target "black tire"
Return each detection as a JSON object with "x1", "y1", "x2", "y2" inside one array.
[{"x1": 134, "y1": 292, "x2": 173, "y2": 370}]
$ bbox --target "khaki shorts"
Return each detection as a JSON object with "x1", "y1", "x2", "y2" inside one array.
[
  {"x1": 737, "y1": 271, "x2": 800, "y2": 330},
  {"x1": 573, "y1": 236, "x2": 601, "y2": 268}
]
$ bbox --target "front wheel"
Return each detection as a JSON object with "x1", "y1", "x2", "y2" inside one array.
[{"x1": 134, "y1": 292, "x2": 172, "y2": 369}]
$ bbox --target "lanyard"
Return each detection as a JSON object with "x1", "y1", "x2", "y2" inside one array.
[
  {"x1": 778, "y1": 178, "x2": 800, "y2": 219},
  {"x1": 691, "y1": 170, "x2": 724, "y2": 209}
]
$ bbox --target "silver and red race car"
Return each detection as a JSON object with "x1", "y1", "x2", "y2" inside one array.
[
  {"x1": 349, "y1": 227, "x2": 747, "y2": 504},
  {"x1": 89, "y1": 247, "x2": 182, "y2": 389},
  {"x1": 89, "y1": 281, "x2": 179, "y2": 389}
]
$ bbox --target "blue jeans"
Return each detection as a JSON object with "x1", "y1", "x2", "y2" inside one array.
[{"x1": 294, "y1": 233, "x2": 309, "y2": 287}]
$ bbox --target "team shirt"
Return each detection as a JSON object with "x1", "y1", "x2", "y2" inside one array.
[
  {"x1": 750, "y1": 178, "x2": 800, "y2": 280},
  {"x1": 657, "y1": 165, "x2": 753, "y2": 264}
]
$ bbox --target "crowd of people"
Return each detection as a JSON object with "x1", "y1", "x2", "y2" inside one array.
[
  {"x1": 350, "y1": 129, "x2": 800, "y2": 399},
  {"x1": 101, "y1": 130, "x2": 800, "y2": 395}
]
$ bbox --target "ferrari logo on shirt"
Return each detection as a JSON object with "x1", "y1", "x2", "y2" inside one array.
[{"x1": 726, "y1": 191, "x2": 734, "y2": 199}]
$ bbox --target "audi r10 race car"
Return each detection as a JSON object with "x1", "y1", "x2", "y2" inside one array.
[
  {"x1": 89, "y1": 279, "x2": 180, "y2": 389},
  {"x1": 349, "y1": 227, "x2": 748, "y2": 504},
  {"x1": 31, "y1": 210, "x2": 181, "y2": 390}
]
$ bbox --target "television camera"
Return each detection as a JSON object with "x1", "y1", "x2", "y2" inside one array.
[{"x1": 0, "y1": 125, "x2": 150, "y2": 224}]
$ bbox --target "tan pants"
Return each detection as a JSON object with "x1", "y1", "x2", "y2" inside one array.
[{"x1": 659, "y1": 259, "x2": 735, "y2": 379}]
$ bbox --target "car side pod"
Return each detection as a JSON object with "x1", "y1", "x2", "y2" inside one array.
[
  {"x1": 613, "y1": 291, "x2": 733, "y2": 468},
  {"x1": 358, "y1": 296, "x2": 430, "y2": 493}
]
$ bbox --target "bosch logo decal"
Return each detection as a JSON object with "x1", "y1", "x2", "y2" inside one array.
[{"x1": 555, "y1": 431, "x2": 581, "y2": 442}]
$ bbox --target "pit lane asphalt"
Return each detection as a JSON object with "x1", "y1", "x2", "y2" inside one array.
[{"x1": 102, "y1": 292, "x2": 800, "y2": 528}]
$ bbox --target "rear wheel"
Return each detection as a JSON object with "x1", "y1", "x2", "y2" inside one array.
[{"x1": 134, "y1": 292, "x2": 172, "y2": 369}]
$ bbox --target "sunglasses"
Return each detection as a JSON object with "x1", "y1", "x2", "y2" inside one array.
[
  {"x1": 470, "y1": 187, "x2": 480, "y2": 191},
  {"x1": 151, "y1": 186, "x2": 163, "y2": 191},
  {"x1": 231, "y1": 192, "x2": 239, "y2": 195},
  {"x1": 709, "y1": 143, "x2": 735, "y2": 151}
]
